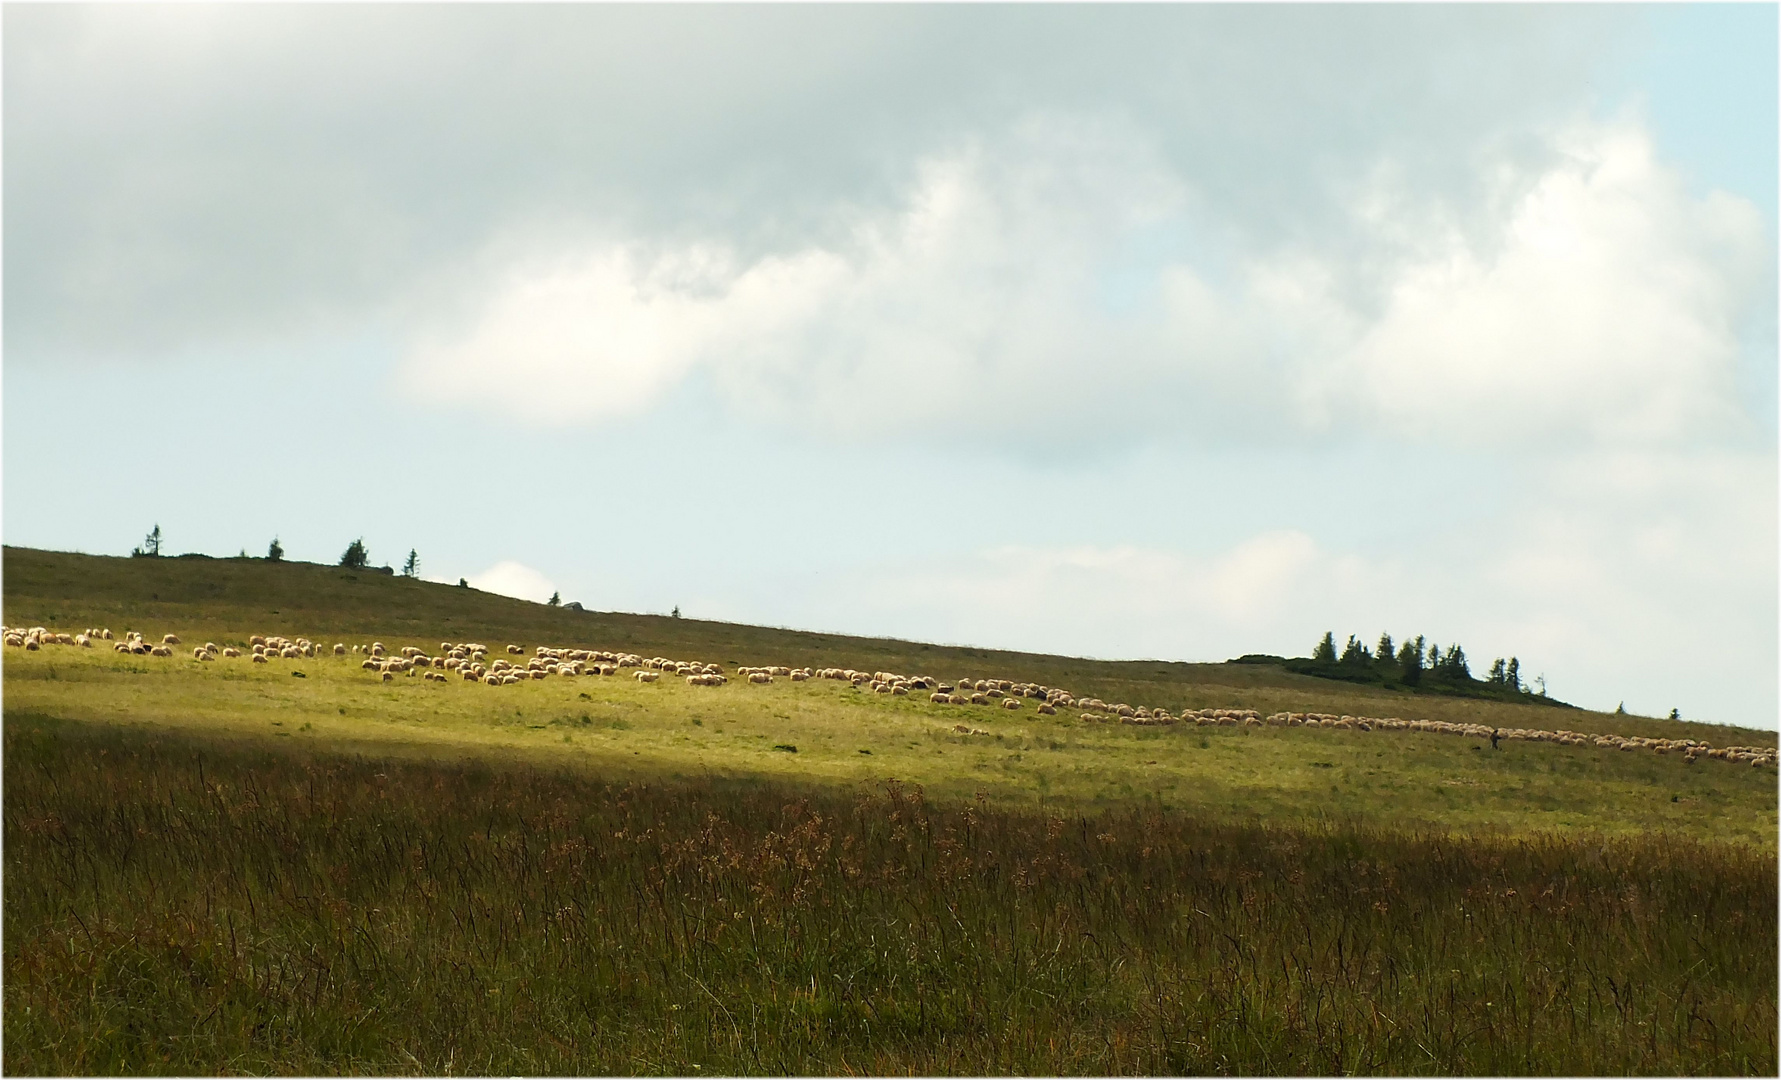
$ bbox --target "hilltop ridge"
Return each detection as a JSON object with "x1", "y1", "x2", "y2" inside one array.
[{"x1": 4, "y1": 545, "x2": 1769, "y2": 747}]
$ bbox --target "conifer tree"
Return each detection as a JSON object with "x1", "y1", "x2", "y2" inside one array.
[
  {"x1": 1506, "y1": 657, "x2": 1521, "y2": 692},
  {"x1": 1313, "y1": 631, "x2": 1337, "y2": 664},
  {"x1": 402, "y1": 549, "x2": 419, "y2": 578},
  {"x1": 1340, "y1": 635, "x2": 1370, "y2": 665},
  {"x1": 1376, "y1": 633, "x2": 1394, "y2": 666},
  {"x1": 1398, "y1": 636, "x2": 1424, "y2": 667},
  {"x1": 1398, "y1": 635, "x2": 1425, "y2": 684},
  {"x1": 133, "y1": 524, "x2": 163, "y2": 558},
  {"x1": 267, "y1": 537, "x2": 284, "y2": 562},
  {"x1": 1487, "y1": 658, "x2": 1506, "y2": 684},
  {"x1": 340, "y1": 538, "x2": 369, "y2": 569}
]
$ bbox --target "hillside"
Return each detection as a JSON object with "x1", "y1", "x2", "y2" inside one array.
[
  {"x1": 5, "y1": 546, "x2": 1770, "y2": 745},
  {"x1": 3, "y1": 545, "x2": 1774, "y2": 842},
  {"x1": 4, "y1": 545, "x2": 1775, "y2": 1075}
]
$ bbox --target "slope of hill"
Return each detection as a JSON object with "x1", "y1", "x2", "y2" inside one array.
[
  {"x1": 3, "y1": 546, "x2": 1774, "y2": 842},
  {"x1": 4, "y1": 545, "x2": 1774, "y2": 1075}
]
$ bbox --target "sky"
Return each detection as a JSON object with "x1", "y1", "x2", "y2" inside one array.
[{"x1": 5, "y1": 4, "x2": 1776, "y2": 728}]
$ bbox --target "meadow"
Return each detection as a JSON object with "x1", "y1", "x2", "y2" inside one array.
[{"x1": 4, "y1": 546, "x2": 1777, "y2": 1073}]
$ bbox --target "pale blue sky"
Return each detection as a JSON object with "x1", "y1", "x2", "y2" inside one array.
[{"x1": 6, "y1": 5, "x2": 1775, "y2": 727}]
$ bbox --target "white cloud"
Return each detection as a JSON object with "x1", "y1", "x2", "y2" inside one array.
[
  {"x1": 404, "y1": 116, "x2": 1767, "y2": 455},
  {"x1": 1323, "y1": 122, "x2": 1768, "y2": 445},
  {"x1": 404, "y1": 115, "x2": 1191, "y2": 438},
  {"x1": 464, "y1": 561, "x2": 557, "y2": 604}
]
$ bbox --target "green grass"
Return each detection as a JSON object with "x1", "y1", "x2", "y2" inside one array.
[
  {"x1": 7, "y1": 545, "x2": 1771, "y2": 748},
  {"x1": 6, "y1": 715, "x2": 1774, "y2": 1075},
  {"x1": 4, "y1": 642, "x2": 1775, "y2": 844},
  {"x1": 4, "y1": 545, "x2": 1777, "y2": 1073},
  {"x1": 4, "y1": 547, "x2": 1775, "y2": 843}
]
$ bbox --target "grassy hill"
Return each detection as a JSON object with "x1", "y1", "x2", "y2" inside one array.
[
  {"x1": 3, "y1": 545, "x2": 1775, "y2": 840},
  {"x1": 6, "y1": 545, "x2": 1769, "y2": 745},
  {"x1": 4, "y1": 544, "x2": 1775, "y2": 1074}
]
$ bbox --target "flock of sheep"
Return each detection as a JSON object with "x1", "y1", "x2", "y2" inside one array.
[{"x1": 6, "y1": 623, "x2": 1774, "y2": 769}]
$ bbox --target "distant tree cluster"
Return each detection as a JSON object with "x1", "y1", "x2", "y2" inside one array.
[{"x1": 1286, "y1": 630, "x2": 1560, "y2": 706}]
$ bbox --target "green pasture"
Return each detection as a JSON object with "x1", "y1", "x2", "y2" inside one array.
[{"x1": 4, "y1": 547, "x2": 1774, "y2": 845}]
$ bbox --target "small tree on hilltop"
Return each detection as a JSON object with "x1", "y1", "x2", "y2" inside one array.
[
  {"x1": 1506, "y1": 657, "x2": 1521, "y2": 692},
  {"x1": 548, "y1": 591, "x2": 561, "y2": 607},
  {"x1": 133, "y1": 524, "x2": 163, "y2": 558},
  {"x1": 340, "y1": 538, "x2": 369, "y2": 570},
  {"x1": 267, "y1": 537, "x2": 284, "y2": 562},
  {"x1": 402, "y1": 549, "x2": 419, "y2": 578}
]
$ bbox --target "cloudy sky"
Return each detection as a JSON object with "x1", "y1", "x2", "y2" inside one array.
[{"x1": 5, "y1": 5, "x2": 1775, "y2": 727}]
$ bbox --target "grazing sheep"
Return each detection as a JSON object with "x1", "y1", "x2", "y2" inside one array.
[
  {"x1": 1037, "y1": 704, "x2": 1057, "y2": 716},
  {"x1": 1001, "y1": 698, "x2": 1021, "y2": 710},
  {"x1": 507, "y1": 644, "x2": 523, "y2": 654},
  {"x1": 150, "y1": 645, "x2": 172, "y2": 657},
  {"x1": 634, "y1": 671, "x2": 660, "y2": 683},
  {"x1": 252, "y1": 653, "x2": 268, "y2": 664}
]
